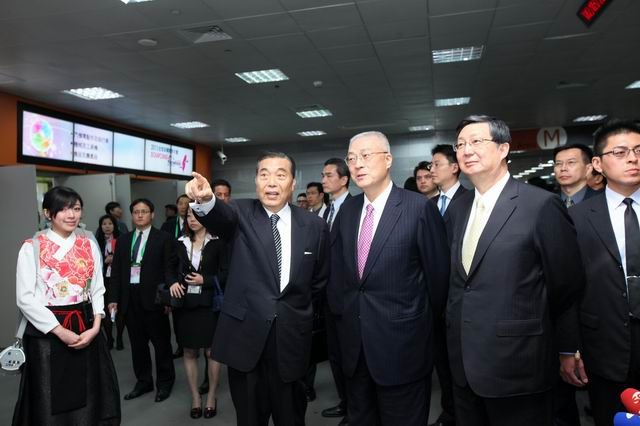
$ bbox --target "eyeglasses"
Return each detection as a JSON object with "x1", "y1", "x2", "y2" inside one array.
[
  {"x1": 132, "y1": 210, "x2": 151, "y2": 215},
  {"x1": 554, "y1": 159, "x2": 582, "y2": 168},
  {"x1": 345, "y1": 151, "x2": 388, "y2": 165},
  {"x1": 599, "y1": 145, "x2": 640, "y2": 159},
  {"x1": 431, "y1": 161, "x2": 452, "y2": 169},
  {"x1": 453, "y1": 138, "x2": 495, "y2": 152}
]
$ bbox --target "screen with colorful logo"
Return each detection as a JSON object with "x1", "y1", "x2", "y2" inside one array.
[
  {"x1": 22, "y1": 111, "x2": 74, "y2": 161},
  {"x1": 113, "y1": 132, "x2": 145, "y2": 170},
  {"x1": 170, "y1": 145, "x2": 194, "y2": 176},
  {"x1": 145, "y1": 140, "x2": 172, "y2": 173},
  {"x1": 73, "y1": 124, "x2": 113, "y2": 166}
]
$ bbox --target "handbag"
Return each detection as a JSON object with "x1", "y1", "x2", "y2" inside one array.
[
  {"x1": 155, "y1": 283, "x2": 184, "y2": 308},
  {"x1": 0, "y1": 319, "x2": 27, "y2": 375}
]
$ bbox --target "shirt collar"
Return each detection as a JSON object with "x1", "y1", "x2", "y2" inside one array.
[
  {"x1": 264, "y1": 203, "x2": 292, "y2": 225},
  {"x1": 332, "y1": 190, "x2": 349, "y2": 208},
  {"x1": 46, "y1": 228, "x2": 76, "y2": 246},
  {"x1": 364, "y1": 180, "x2": 394, "y2": 212},
  {"x1": 605, "y1": 185, "x2": 640, "y2": 210},
  {"x1": 441, "y1": 181, "x2": 461, "y2": 199},
  {"x1": 474, "y1": 172, "x2": 510, "y2": 208},
  {"x1": 134, "y1": 225, "x2": 152, "y2": 237},
  {"x1": 561, "y1": 184, "x2": 587, "y2": 203}
]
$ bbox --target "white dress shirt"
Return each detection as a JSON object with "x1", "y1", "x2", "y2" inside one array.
[
  {"x1": 357, "y1": 180, "x2": 394, "y2": 238},
  {"x1": 314, "y1": 204, "x2": 327, "y2": 218},
  {"x1": 605, "y1": 186, "x2": 640, "y2": 278},
  {"x1": 462, "y1": 172, "x2": 511, "y2": 245},
  {"x1": 131, "y1": 226, "x2": 152, "y2": 264},
  {"x1": 331, "y1": 190, "x2": 350, "y2": 218},
  {"x1": 16, "y1": 229, "x2": 106, "y2": 334}
]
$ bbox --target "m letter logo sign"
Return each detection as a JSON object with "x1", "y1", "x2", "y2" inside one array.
[{"x1": 536, "y1": 127, "x2": 567, "y2": 150}]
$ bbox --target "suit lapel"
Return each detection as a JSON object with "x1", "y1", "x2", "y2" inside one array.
[
  {"x1": 361, "y1": 186, "x2": 402, "y2": 283},
  {"x1": 344, "y1": 194, "x2": 364, "y2": 279},
  {"x1": 248, "y1": 201, "x2": 280, "y2": 289},
  {"x1": 287, "y1": 206, "x2": 306, "y2": 288},
  {"x1": 586, "y1": 194, "x2": 621, "y2": 263},
  {"x1": 455, "y1": 193, "x2": 474, "y2": 279},
  {"x1": 467, "y1": 178, "x2": 519, "y2": 278}
]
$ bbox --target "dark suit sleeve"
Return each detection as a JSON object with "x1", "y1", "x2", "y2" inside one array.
[
  {"x1": 160, "y1": 217, "x2": 174, "y2": 235},
  {"x1": 194, "y1": 199, "x2": 239, "y2": 242},
  {"x1": 534, "y1": 196, "x2": 585, "y2": 352},
  {"x1": 163, "y1": 235, "x2": 179, "y2": 286},
  {"x1": 109, "y1": 235, "x2": 127, "y2": 304},
  {"x1": 419, "y1": 200, "x2": 450, "y2": 320}
]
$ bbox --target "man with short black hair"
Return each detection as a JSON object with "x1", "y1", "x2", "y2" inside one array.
[
  {"x1": 306, "y1": 182, "x2": 327, "y2": 216},
  {"x1": 430, "y1": 144, "x2": 467, "y2": 216},
  {"x1": 161, "y1": 194, "x2": 191, "y2": 240},
  {"x1": 296, "y1": 193, "x2": 309, "y2": 210},
  {"x1": 553, "y1": 144, "x2": 600, "y2": 208},
  {"x1": 105, "y1": 201, "x2": 128, "y2": 234},
  {"x1": 212, "y1": 179, "x2": 232, "y2": 203},
  {"x1": 414, "y1": 162, "x2": 440, "y2": 199}
]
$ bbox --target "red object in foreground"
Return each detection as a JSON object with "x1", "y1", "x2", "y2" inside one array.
[
  {"x1": 577, "y1": 0, "x2": 613, "y2": 26},
  {"x1": 621, "y1": 388, "x2": 640, "y2": 415}
]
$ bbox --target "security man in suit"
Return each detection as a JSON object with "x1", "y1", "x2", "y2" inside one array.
[
  {"x1": 185, "y1": 152, "x2": 329, "y2": 426},
  {"x1": 446, "y1": 115, "x2": 585, "y2": 426}
]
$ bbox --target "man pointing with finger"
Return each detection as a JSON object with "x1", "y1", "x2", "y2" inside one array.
[{"x1": 185, "y1": 152, "x2": 330, "y2": 426}]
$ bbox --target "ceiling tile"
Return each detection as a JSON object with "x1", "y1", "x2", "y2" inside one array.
[{"x1": 290, "y1": 4, "x2": 362, "y2": 32}]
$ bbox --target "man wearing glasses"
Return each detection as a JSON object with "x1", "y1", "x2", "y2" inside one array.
[
  {"x1": 445, "y1": 115, "x2": 584, "y2": 425},
  {"x1": 566, "y1": 120, "x2": 640, "y2": 426},
  {"x1": 328, "y1": 131, "x2": 449, "y2": 425},
  {"x1": 553, "y1": 144, "x2": 601, "y2": 208},
  {"x1": 109, "y1": 198, "x2": 178, "y2": 403}
]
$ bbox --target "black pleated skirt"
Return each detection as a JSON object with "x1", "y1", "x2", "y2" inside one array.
[{"x1": 173, "y1": 307, "x2": 218, "y2": 349}]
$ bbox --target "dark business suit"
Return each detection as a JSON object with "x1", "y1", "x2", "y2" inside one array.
[
  {"x1": 569, "y1": 192, "x2": 640, "y2": 426},
  {"x1": 195, "y1": 199, "x2": 329, "y2": 426},
  {"x1": 446, "y1": 177, "x2": 585, "y2": 426},
  {"x1": 328, "y1": 185, "x2": 449, "y2": 426},
  {"x1": 109, "y1": 227, "x2": 178, "y2": 392},
  {"x1": 430, "y1": 184, "x2": 467, "y2": 426},
  {"x1": 161, "y1": 216, "x2": 183, "y2": 239}
]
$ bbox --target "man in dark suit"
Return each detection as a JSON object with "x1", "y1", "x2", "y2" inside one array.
[
  {"x1": 428, "y1": 143, "x2": 467, "y2": 426},
  {"x1": 415, "y1": 161, "x2": 440, "y2": 199},
  {"x1": 108, "y1": 198, "x2": 178, "y2": 402},
  {"x1": 446, "y1": 115, "x2": 585, "y2": 426},
  {"x1": 328, "y1": 131, "x2": 449, "y2": 426},
  {"x1": 565, "y1": 120, "x2": 640, "y2": 426},
  {"x1": 161, "y1": 194, "x2": 191, "y2": 239},
  {"x1": 185, "y1": 152, "x2": 330, "y2": 426},
  {"x1": 554, "y1": 144, "x2": 601, "y2": 208},
  {"x1": 320, "y1": 157, "x2": 352, "y2": 425}
]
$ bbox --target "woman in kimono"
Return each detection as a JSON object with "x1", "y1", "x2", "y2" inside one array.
[{"x1": 13, "y1": 186, "x2": 120, "y2": 426}]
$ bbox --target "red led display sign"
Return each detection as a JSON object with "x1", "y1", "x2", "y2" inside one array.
[{"x1": 577, "y1": 0, "x2": 613, "y2": 26}]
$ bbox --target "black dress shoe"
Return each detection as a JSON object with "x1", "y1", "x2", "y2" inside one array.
[
  {"x1": 338, "y1": 418, "x2": 349, "y2": 426},
  {"x1": 322, "y1": 404, "x2": 347, "y2": 418},
  {"x1": 305, "y1": 387, "x2": 316, "y2": 402},
  {"x1": 190, "y1": 407, "x2": 202, "y2": 419},
  {"x1": 204, "y1": 399, "x2": 217, "y2": 418},
  {"x1": 173, "y1": 347, "x2": 184, "y2": 359},
  {"x1": 155, "y1": 389, "x2": 171, "y2": 402},
  {"x1": 124, "y1": 385, "x2": 153, "y2": 400},
  {"x1": 198, "y1": 380, "x2": 210, "y2": 395}
]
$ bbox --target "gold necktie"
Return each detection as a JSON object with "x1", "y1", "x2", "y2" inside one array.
[{"x1": 462, "y1": 198, "x2": 487, "y2": 274}]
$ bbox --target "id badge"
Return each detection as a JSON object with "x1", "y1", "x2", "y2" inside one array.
[
  {"x1": 187, "y1": 285, "x2": 202, "y2": 295},
  {"x1": 106, "y1": 265, "x2": 112, "y2": 278},
  {"x1": 130, "y1": 265, "x2": 141, "y2": 284}
]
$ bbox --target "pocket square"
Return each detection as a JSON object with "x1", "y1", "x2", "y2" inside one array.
[{"x1": 304, "y1": 251, "x2": 313, "y2": 255}]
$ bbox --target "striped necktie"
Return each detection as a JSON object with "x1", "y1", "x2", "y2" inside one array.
[{"x1": 270, "y1": 214, "x2": 282, "y2": 280}]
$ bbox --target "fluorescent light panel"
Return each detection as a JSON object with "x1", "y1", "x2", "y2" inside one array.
[
  {"x1": 432, "y1": 46, "x2": 484, "y2": 64},
  {"x1": 225, "y1": 137, "x2": 250, "y2": 143},
  {"x1": 298, "y1": 131, "x2": 326, "y2": 137},
  {"x1": 121, "y1": 0, "x2": 153, "y2": 3},
  {"x1": 435, "y1": 97, "x2": 470, "y2": 107},
  {"x1": 63, "y1": 87, "x2": 124, "y2": 100},
  {"x1": 409, "y1": 125, "x2": 434, "y2": 132},
  {"x1": 235, "y1": 69, "x2": 289, "y2": 84},
  {"x1": 573, "y1": 115, "x2": 607, "y2": 122},
  {"x1": 296, "y1": 109, "x2": 332, "y2": 118},
  {"x1": 170, "y1": 121, "x2": 209, "y2": 129},
  {"x1": 626, "y1": 80, "x2": 640, "y2": 89}
]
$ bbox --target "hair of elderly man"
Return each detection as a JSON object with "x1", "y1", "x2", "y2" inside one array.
[{"x1": 349, "y1": 131, "x2": 391, "y2": 154}]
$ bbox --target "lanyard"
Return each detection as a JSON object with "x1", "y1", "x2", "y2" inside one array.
[
  {"x1": 130, "y1": 231, "x2": 148, "y2": 264},
  {"x1": 175, "y1": 217, "x2": 180, "y2": 239}
]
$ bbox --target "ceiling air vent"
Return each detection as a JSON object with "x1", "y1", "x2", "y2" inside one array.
[{"x1": 178, "y1": 25, "x2": 232, "y2": 44}]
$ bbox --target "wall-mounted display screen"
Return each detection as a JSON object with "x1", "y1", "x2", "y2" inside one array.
[
  {"x1": 73, "y1": 124, "x2": 113, "y2": 166},
  {"x1": 22, "y1": 111, "x2": 74, "y2": 161},
  {"x1": 145, "y1": 140, "x2": 172, "y2": 174},
  {"x1": 171, "y1": 145, "x2": 194, "y2": 176},
  {"x1": 113, "y1": 132, "x2": 145, "y2": 170}
]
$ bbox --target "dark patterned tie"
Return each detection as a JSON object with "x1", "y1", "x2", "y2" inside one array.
[
  {"x1": 565, "y1": 197, "x2": 574, "y2": 208},
  {"x1": 439, "y1": 194, "x2": 447, "y2": 216},
  {"x1": 270, "y1": 214, "x2": 282, "y2": 280},
  {"x1": 326, "y1": 202, "x2": 335, "y2": 230}
]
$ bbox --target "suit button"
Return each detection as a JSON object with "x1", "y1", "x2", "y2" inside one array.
[
  {"x1": 464, "y1": 286, "x2": 471, "y2": 292},
  {"x1": 357, "y1": 315, "x2": 361, "y2": 319},
  {"x1": 266, "y1": 319, "x2": 272, "y2": 325},
  {"x1": 359, "y1": 288, "x2": 364, "y2": 293},
  {"x1": 623, "y1": 292, "x2": 627, "y2": 298},
  {"x1": 624, "y1": 321, "x2": 629, "y2": 327},
  {"x1": 619, "y1": 264, "x2": 624, "y2": 270}
]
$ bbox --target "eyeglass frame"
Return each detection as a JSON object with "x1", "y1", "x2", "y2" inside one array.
[
  {"x1": 452, "y1": 138, "x2": 496, "y2": 152},
  {"x1": 345, "y1": 151, "x2": 389, "y2": 166},
  {"x1": 598, "y1": 145, "x2": 640, "y2": 159},
  {"x1": 132, "y1": 209, "x2": 151, "y2": 215}
]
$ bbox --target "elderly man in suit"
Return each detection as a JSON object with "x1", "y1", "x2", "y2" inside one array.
[
  {"x1": 328, "y1": 131, "x2": 449, "y2": 426},
  {"x1": 566, "y1": 120, "x2": 640, "y2": 425},
  {"x1": 185, "y1": 152, "x2": 329, "y2": 426},
  {"x1": 445, "y1": 115, "x2": 585, "y2": 426}
]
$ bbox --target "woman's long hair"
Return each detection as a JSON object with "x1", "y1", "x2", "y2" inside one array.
[{"x1": 96, "y1": 214, "x2": 120, "y2": 254}]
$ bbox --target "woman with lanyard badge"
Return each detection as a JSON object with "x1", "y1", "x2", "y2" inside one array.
[
  {"x1": 169, "y1": 207, "x2": 225, "y2": 419},
  {"x1": 13, "y1": 186, "x2": 120, "y2": 425},
  {"x1": 96, "y1": 214, "x2": 125, "y2": 350}
]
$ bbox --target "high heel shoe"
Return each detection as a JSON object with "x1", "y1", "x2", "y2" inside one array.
[
  {"x1": 190, "y1": 406, "x2": 202, "y2": 419},
  {"x1": 204, "y1": 399, "x2": 217, "y2": 418}
]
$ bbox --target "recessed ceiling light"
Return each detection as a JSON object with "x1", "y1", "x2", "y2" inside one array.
[
  {"x1": 63, "y1": 87, "x2": 124, "y2": 100},
  {"x1": 573, "y1": 115, "x2": 607, "y2": 122},
  {"x1": 435, "y1": 97, "x2": 470, "y2": 107},
  {"x1": 138, "y1": 38, "x2": 158, "y2": 47},
  {"x1": 170, "y1": 121, "x2": 209, "y2": 129},
  {"x1": 121, "y1": 0, "x2": 153, "y2": 3},
  {"x1": 298, "y1": 131, "x2": 326, "y2": 137},
  {"x1": 432, "y1": 46, "x2": 484, "y2": 64},
  {"x1": 235, "y1": 69, "x2": 289, "y2": 84},
  {"x1": 296, "y1": 107, "x2": 333, "y2": 118},
  {"x1": 626, "y1": 80, "x2": 640, "y2": 89},
  {"x1": 409, "y1": 125, "x2": 434, "y2": 132},
  {"x1": 225, "y1": 137, "x2": 250, "y2": 143}
]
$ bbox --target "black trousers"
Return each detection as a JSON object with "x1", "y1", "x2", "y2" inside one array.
[
  {"x1": 452, "y1": 382, "x2": 553, "y2": 426},
  {"x1": 433, "y1": 316, "x2": 455, "y2": 424},
  {"x1": 325, "y1": 309, "x2": 347, "y2": 409},
  {"x1": 228, "y1": 323, "x2": 307, "y2": 426},
  {"x1": 346, "y1": 348, "x2": 429, "y2": 426},
  {"x1": 552, "y1": 378, "x2": 581, "y2": 426},
  {"x1": 587, "y1": 319, "x2": 640, "y2": 426},
  {"x1": 125, "y1": 288, "x2": 175, "y2": 391}
]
